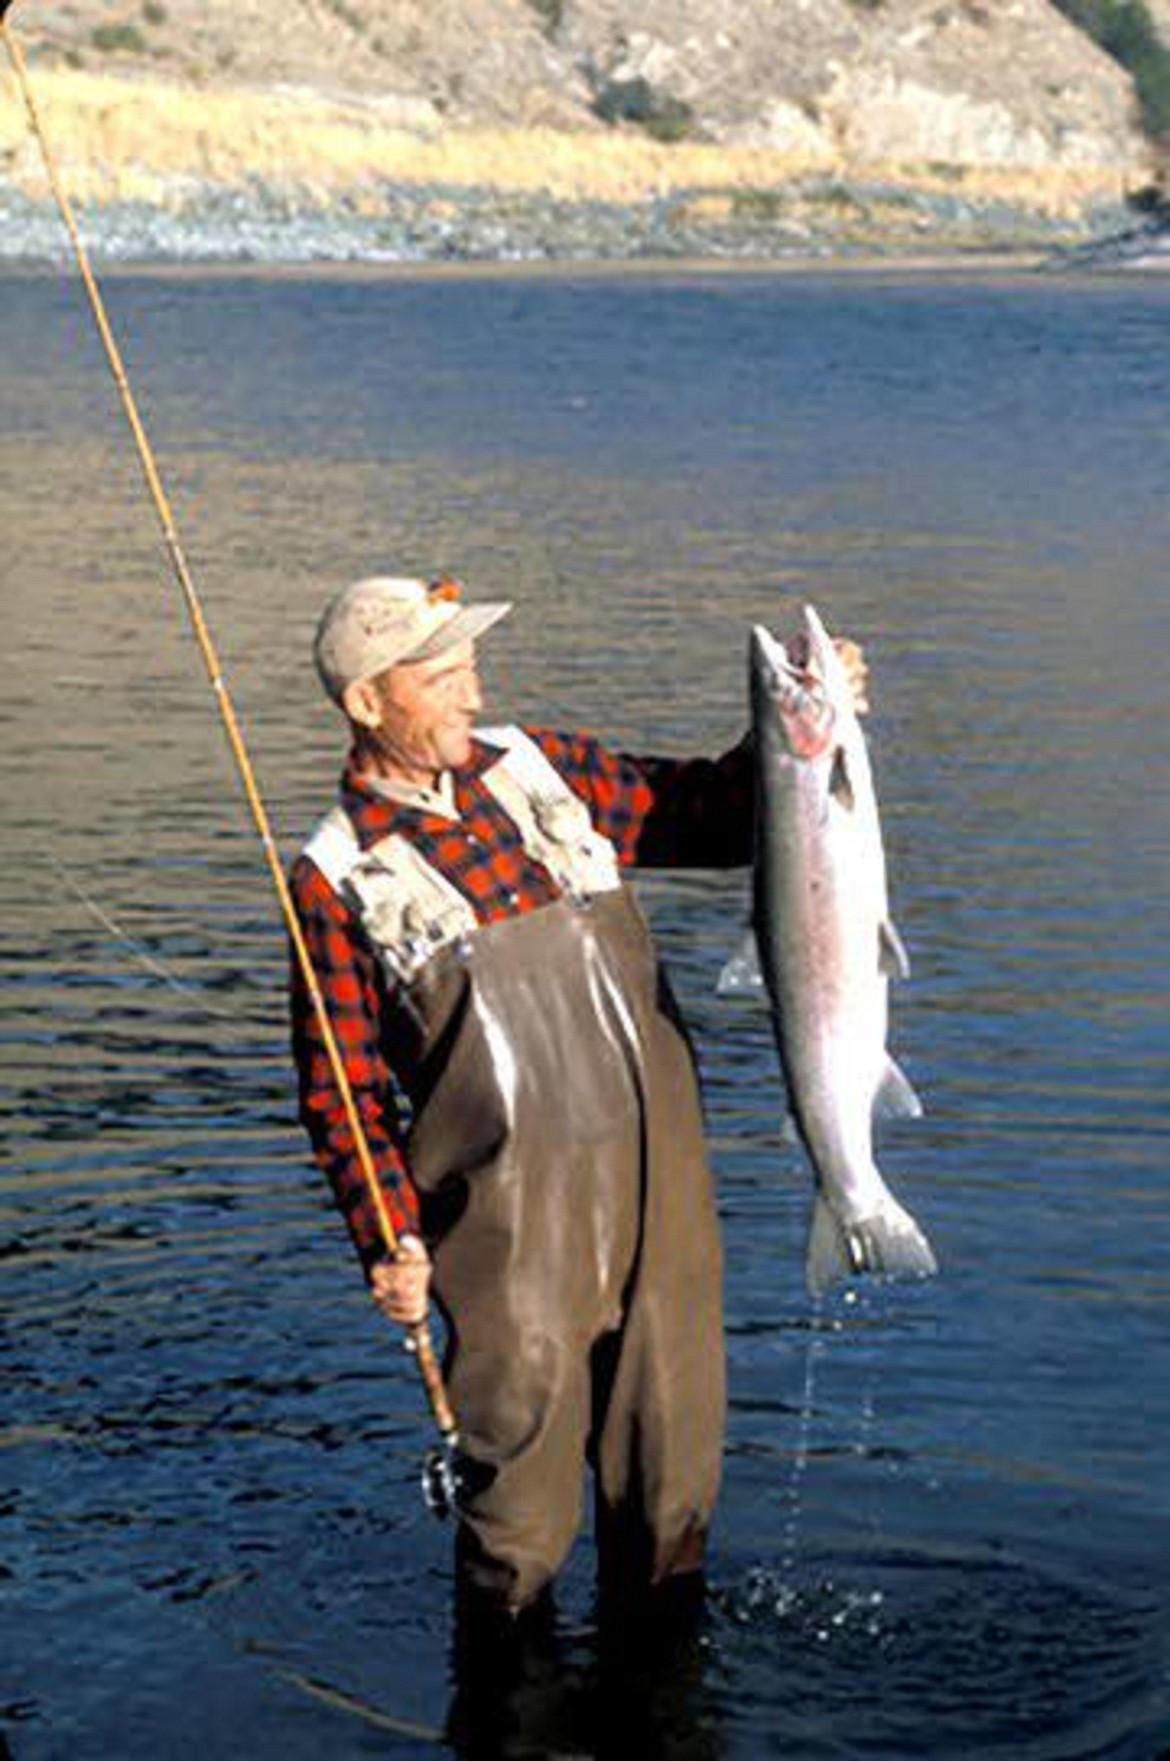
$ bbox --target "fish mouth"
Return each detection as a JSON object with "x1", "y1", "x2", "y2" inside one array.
[{"x1": 750, "y1": 621, "x2": 835, "y2": 759}]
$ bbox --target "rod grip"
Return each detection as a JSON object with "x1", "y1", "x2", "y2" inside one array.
[{"x1": 408, "y1": 1317, "x2": 458, "y2": 1441}]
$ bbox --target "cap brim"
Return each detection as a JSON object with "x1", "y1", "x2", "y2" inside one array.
[{"x1": 405, "y1": 601, "x2": 512, "y2": 663}]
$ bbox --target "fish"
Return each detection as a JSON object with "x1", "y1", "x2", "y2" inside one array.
[{"x1": 721, "y1": 605, "x2": 937, "y2": 1294}]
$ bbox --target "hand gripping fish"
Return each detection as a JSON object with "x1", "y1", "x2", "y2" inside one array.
[{"x1": 721, "y1": 606, "x2": 938, "y2": 1294}]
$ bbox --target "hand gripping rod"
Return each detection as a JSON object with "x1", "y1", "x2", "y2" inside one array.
[{"x1": 1, "y1": 7, "x2": 460, "y2": 1512}]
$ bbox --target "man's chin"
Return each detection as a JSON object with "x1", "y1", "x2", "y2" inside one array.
[{"x1": 440, "y1": 732, "x2": 475, "y2": 770}]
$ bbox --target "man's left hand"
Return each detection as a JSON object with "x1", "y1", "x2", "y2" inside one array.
[
  {"x1": 835, "y1": 637, "x2": 870, "y2": 716},
  {"x1": 370, "y1": 1235, "x2": 432, "y2": 1328}
]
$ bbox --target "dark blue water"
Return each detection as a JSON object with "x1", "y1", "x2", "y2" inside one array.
[{"x1": 1, "y1": 266, "x2": 1168, "y2": 1758}]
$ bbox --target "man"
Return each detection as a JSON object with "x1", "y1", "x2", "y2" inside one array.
[{"x1": 290, "y1": 573, "x2": 866, "y2": 1628}]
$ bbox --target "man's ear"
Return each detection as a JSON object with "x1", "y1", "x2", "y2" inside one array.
[{"x1": 342, "y1": 677, "x2": 383, "y2": 730}]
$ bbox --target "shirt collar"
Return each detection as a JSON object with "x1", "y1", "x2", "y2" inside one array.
[
  {"x1": 365, "y1": 769, "x2": 459, "y2": 820},
  {"x1": 339, "y1": 736, "x2": 506, "y2": 849}
]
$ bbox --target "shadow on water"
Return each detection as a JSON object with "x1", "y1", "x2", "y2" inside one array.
[{"x1": 443, "y1": 1592, "x2": 722, "y2": 1761}]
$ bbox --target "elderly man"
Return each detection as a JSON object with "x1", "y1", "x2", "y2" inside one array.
[{"x1": 290, "y1": 573, "x2": 863, "y2": 1631}]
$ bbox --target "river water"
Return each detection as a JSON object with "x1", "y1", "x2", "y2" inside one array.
[{"x1": 1, "y1": 265, "x2": 1168, "y2": 1759}]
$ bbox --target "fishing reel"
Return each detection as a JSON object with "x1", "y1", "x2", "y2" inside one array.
[
  {"x1": 402, "y1": 1314, "x2": 467, "y2": 1520},
  {"x1": 420, "y1": 1437, "x2": 497, "y2": 1520},
  {"x1": 421, "y1": 1440, "x2": 461, "y2": 1520}
]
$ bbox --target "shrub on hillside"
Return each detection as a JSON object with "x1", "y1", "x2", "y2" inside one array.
[
  {"x1": 590, "y1": 76, "x2": 696, "y2": 143},
  {"x1": 1053, "y1": 0, "x2": 1170, "y2": 141},
  {"x1": 524, "y1": 0, "x2": 564, "y2": 35},
  {"x1": 91, "y1": 22, "x2": 148, "y2": 53}
]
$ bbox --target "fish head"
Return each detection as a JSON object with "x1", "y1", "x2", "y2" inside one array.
[
  {"x1": 750, "y1": 620, "x2": 836, "y2": 762},
  {"x1": 799, "y1": 604, "x2": 852, "y2": 708}
]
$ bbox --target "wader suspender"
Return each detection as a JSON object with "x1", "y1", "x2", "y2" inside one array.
[{"x1": 302, "y1": 727, "x2": 623, "y2": 984}]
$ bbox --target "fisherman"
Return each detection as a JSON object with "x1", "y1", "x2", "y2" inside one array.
[{"x1": 289, "y1": 573, "x2": 867, "y2": 1634}]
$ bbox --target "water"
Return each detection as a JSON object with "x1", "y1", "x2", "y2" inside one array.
[{"x1": 1, "y1": 265, "x2": 1168, "y2": 1759}]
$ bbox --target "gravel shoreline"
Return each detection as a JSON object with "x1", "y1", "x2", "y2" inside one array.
[{"x1": 4, "y1": 176, "x2": 1161, "y2": 269}]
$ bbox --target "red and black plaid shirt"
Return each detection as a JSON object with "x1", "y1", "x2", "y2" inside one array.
[{"x1": 290, "y1": 726, "x2": 753, "y2": 1272}]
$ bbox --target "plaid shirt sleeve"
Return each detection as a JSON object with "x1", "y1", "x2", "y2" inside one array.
[
  {"x1": 528, "y1": 727, "x2": 755, "y2": 869},
  {"x1": 289, "y1": 852, "x2": 420, "y2": 1275}
]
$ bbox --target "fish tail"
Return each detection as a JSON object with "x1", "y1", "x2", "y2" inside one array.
[{"x1": 806, "y1": 1191, "x2": 938, "y2": 1295}]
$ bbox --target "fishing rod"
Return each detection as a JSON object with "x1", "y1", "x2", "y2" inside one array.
[{"x1": 1, "y1": 2, "x2": 460, "y2": 1516}]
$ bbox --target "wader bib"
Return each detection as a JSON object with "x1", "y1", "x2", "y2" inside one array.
[{"x1": 307, "y1": 731, "x2": 725, "y2": 1610}]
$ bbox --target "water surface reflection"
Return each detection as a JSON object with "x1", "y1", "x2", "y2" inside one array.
[{"x1": 1, "y1": 266, "x2": 1168, "y2": 1758}]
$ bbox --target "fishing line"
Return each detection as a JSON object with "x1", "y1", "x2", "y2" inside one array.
[
  {"x1": 1, "y1": 3, "x2": 459, "y2": 1489},
  {"x1": 779, "y1": 1301, "x2": 826, "y2": 1591},
  {"x1": 49, "y1": 855, "x2": 242, "y2": 1020}
]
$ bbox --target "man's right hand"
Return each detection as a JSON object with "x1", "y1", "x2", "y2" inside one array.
[{"x1": 370, "y1": 1235, "x2": 432, "y2": 1327}]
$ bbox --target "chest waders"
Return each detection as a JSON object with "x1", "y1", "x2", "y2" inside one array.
[{"x1": 308, "y1": 732, "x2": 725, "y2": 1612}]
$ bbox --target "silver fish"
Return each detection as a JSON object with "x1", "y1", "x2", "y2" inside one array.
[{"x1": 722, "y1": 606, "x2": 937, "y2": 1293}]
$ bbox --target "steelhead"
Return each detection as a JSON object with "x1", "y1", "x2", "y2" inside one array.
[{"x1": 722, "y1": 606, "x2": 937, "y2": 1293}]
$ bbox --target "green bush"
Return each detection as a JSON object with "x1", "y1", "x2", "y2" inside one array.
[
  {"x1": 1053, "y1": 0, "x2": 1170, "y2": 141},
  {"x1": 91, "y1": 21, "x2": 148, "y2": 53},
  {"x1": 322, "y1": 0, "x2": 367, "y2": 33},
  {"x1": 524, "y1": 0, "x2": 564, "y2": 34},
  {"x1": 1128, "y1": 178, "x2": 1170, "y2": 211},
  {"x1": 591, "y1": 76, "x2": 696, "y2": 143},
  {"x1": 732, "y1": 188, "x2": 786, "y2": 220}
]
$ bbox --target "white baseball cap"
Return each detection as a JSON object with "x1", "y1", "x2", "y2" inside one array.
[{"x1": 314, "y1": 574, "x2": 511, "y2": 703}]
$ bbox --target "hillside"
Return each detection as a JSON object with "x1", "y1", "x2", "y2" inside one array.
[{"x1": 1, "y1": 0, "x2": 1165, "y2": 260}]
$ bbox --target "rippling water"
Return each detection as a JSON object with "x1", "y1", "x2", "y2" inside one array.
[{"x1": 2, "y1": 266, "x2": 1168, "y2": 1759}]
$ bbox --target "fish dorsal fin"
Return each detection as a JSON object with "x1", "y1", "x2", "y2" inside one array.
[
  {"x1": 828, "y1": 745, "x2": 855, "y2": 811},
  {"x1": 874, "y1": 1057, "x2": 923, "y2": 1120},
  {"x1": 878, "y1": 918, "x2": 911, "y2": 980}
]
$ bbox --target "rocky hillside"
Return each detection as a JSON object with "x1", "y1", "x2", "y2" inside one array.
[{"x1": 1, "y1": 0, "x2": 1165, "y2": 259}]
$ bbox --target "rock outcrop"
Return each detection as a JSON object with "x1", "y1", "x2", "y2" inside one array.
[
  {"x1": 560, "y1": 0, "x2": 1145, "y2": 174},
  {"x1": 10, "y1": 0, "x2": 1152, "y2": 169}
]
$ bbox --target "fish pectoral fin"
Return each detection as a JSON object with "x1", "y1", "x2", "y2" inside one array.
[
  {"x1": 716, "y1": 932, "x2": 765, "y2": 996},
  {"x1": 874, "y1": 1056, "x2": 924, "y2": 1120},
  {"x1": 806, "y1": 1191, "x2": 938, "y2": 1295},
  {"x1": 828, "y1": 745, "x2": 855, "y2": 811},
  {"x1": 878, "y1": 918, "x2": 911, "y2": 980}
]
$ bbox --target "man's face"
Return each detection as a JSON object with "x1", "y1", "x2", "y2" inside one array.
[{"x1": 354, "y1": 639, "x2": 484, "y2": 780}]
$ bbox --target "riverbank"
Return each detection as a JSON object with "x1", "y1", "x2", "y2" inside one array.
[{"x1": 0, "y1": 65, "x2": 1149, "y2": 265}]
